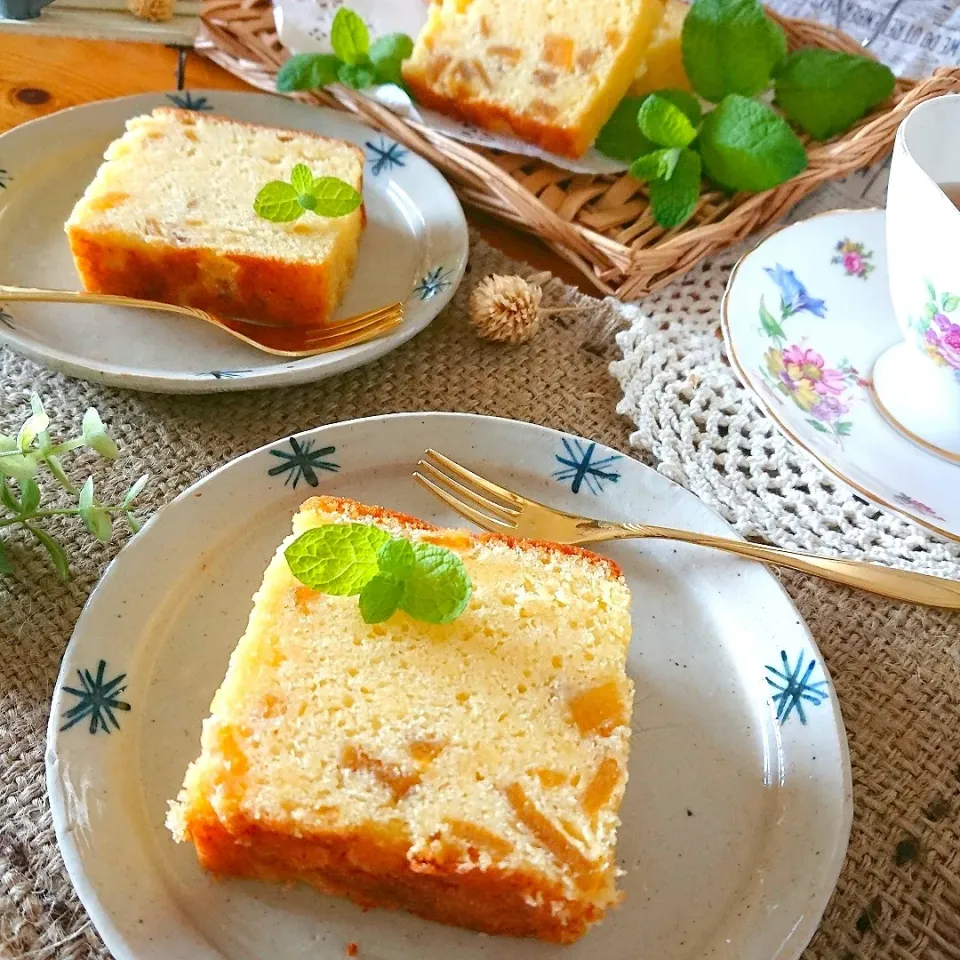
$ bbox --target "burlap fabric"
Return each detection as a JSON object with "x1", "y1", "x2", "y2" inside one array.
[{"x1": 1, "y1": 234, "x2": 958, "y2": 960}]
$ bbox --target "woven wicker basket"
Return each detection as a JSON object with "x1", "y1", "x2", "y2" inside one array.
[{"x1": 197, "y1": 0, "x2": 960, "y2": 298}]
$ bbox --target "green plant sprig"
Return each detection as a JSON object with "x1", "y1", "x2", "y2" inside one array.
[
  {"x1": 276, "y1": 7, "x2": 414, "y2": 95},
  {"x1": 596, "y1": 0, "x2": 895, "y2": 229},
  {"x1": 0, "y1": 394, "x2": 149, "y2": 579},
  {"x1": 254, "y1": 163, "x2": 363, "y2": 223},
  {"x1": 285, "y1": 522, "x2": 472, "y2": 626}
]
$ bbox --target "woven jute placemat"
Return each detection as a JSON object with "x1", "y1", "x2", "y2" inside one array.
[{"x1": 1, "y1": 234, "x2": 959, "y2": 960}]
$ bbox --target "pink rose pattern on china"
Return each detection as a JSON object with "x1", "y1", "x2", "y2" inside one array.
[
  {"x1": 831, "y1": 239, "x2": 874, "y2": 280},
  {"x1": 757, "y1": 258, "x2": 864, "y2": 448},
  {"x1": 912, "y1": 282, "x2": 960, "y2": 376}
]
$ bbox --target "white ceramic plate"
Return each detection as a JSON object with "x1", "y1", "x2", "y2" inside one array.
[
  {"x1": 47, "y1": 413, "x2": 851, "y2": 960},
  {"x1": 0, "y1": 91, "x2": 468, "y2": 393},
  {"x1": 722, "y1": 208, "x2": 960, "y2": 543}
]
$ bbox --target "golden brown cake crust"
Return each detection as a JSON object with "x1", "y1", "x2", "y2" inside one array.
[
  {"x1": 399, "y1": 75, "x2": 585, "y2": 157},
  {"x1": 185, "y1": 811, "x2": 600, "y2": 943},
  {"x1": 65, "y1": 109, "x2": 366, "y2": 329},
  {"x1": 67, "y1": 228, "x2": 354, "y2": 329},
  {"x1": 298, "y1": 494, "x2": 625, "y2": 580}
]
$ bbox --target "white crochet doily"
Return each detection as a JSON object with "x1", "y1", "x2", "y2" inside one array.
[{"x1": 610, "y1": 169, "x2": 960, "y2": 579}]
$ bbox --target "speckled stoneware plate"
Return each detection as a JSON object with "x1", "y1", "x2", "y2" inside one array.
[
  {"x1": 47, "y1": 413, "x2": 851, "y2": 960},
  {"x1": 0, "y1": 91, "x2": 467, "y2": 393},
  {"x1": 722, "y1": 208, "x2": 960, "y2": 543}
]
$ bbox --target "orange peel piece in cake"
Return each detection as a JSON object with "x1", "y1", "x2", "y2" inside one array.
[{"x1": 568, "y1": 681, "x2": 628, "y2": 737}]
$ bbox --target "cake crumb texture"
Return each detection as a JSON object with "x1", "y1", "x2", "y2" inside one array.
[
  {"x1": 402, "y1": 0, "x2": 666, "y2": 158},
  {"x1": 65, "y1": 108, "x2": 365, "y2": 328},
  {"x1": 167, "y1": 496, "x2": 634, "y2": 943}
]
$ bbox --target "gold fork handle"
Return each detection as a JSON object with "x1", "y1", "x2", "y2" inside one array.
[
  {"x1": 0, "y1": 283, "x2": 221, "y2": 324},
  {"x1": 608, "y1": 523, "x2": 960, "y2": 608}
]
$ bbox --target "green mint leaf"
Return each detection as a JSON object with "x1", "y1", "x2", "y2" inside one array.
[
  {"x1": 80, "y1": 505, "x2": 113, "y2": 543},
  {"x1": 630, "y1": 147, "x2": 682, "y2": 182},
  {"x1": 81, "y1": 407, "x2": 119, "y2": 459},
  {"x1": 17, "y1": 410, "x2": 49, "y2": 453},
  {"x1": 399, "y1": 542, "x2": 472, "y2": 625},
  {"x1": 331, "y1": 8, "x2": 370, "y2": 65},
  {"x1": 126, "y1": 511, "x2": 142, "y2": 534},
  {"x1": 18, "y1": 477, "x2": 40, "y2": 515},
  {"x1": 655, "y1": 89, "x2": 703, "y2": 127},
  {"x1": 699, "y1": 94, "x2": 807, "y2": 192},
  {"x1": 378, "y1": 537, "x2": 416, "y2": 580},
  {"x1": 254, "y1": 181, "x2": 304, "y2": 222},
  {"x1": 682, "y1": 0, "x2": 785, "y2": 102},
  {"x1": 308, "y1": 176, "x2": 363, "y2": 217},
  {"x1": 285, "y1": 522, "x2": 391, "y2": 595},
  {"x1": 370, "y1": 32, "x2": 413, "y2": 67},
  {"x1": 28, "y1": 524, "x2": 69, "y2": 579},
  {"x1": 369, "y1": 34, "x2": 414, "y2": 87},
  {"x1": 122, "y1": 474, "x2": 149, "y2": 507},
  {"x1": 290, "y1": 163, "x2": 314, "y2": 195},
  {"x1": 0, "y1": 540, "x2": 13, "y2": 575},
  {"x1": 594, "y1": 96, "x2": 653, "y2": 162},
  {"x1": 78, "y1": 476, "x2": 94, "y2": 511},
  {"x1": 276, "y1": 53, "x2": 342, "y2": 92},
  {"x1": 337, "y1": 61, "x2": 377, "y2": 90},
  {"x1": 359, "y1": 573, "x2": 403, "y2": 623},
  {"x1": 638, "y1": 94, "x2": 697, "y2": 148},
  {"x1": 648, "y1": 148, "x2": 702, "y2": 228},
  {"x1": 773, "y1": 49, "x2": 895, "y2": 140}
]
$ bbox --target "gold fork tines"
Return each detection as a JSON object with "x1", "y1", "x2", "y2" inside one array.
[
  {"x1": 415, "y1": 449, "x2": 960, "y2": 609},
  {"x1": 0, "y1": 284, "x2": 404, "y2": 358}
]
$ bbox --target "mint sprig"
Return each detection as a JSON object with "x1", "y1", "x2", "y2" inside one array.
[
  {"x1": 276, "y1": 7, "x2": 414, "y2": 95},
  {"x1": 254, "y1": 163, "x2": 362, "y2": 223},
  {"x1": 285, "y1": 523, "x2": 473, "y2": 625},
  {"x1": 773, "y1": 49, "x2": 895, "y2": 140},
  {"x1": 0, "y1": 393, "x2": 149, "y2": 579},
  {"x1": 594, "y1": 0, "x2": 891, "y2": 229}
]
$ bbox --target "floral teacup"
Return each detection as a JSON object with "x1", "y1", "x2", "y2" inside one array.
[{"x1": 873, "y1": 94, "x2": 960, "y2": 460}]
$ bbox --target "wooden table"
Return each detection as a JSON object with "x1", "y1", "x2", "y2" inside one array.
[{"x1": 0, "y1": 35, "x2": 592, "y2": 293}]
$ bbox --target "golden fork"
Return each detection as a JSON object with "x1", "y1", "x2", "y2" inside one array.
[
  {"x1": 415, "y1": 449, "x2": 960, "y2": 609},
  {"x1": 0, "y1": 284, "x2": 403, "y2": 357}
]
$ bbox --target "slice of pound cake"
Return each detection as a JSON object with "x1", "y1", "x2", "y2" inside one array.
[
  {"x1": 402, "y1": 0, "x2": 665, "y2": 158},
  {"x1": 65, "y1": 109, "x2": 365, "y2": 328},
  {"x1": 167, "y1": 496, "x2": 634, "y2": 943}
]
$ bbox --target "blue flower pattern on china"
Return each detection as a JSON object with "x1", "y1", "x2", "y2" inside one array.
[
  {"x1": 0, "y1": 308, "x2": 13, "y2": 330},
  {"x1": 268, "y1": 437, "x2": 339, "y2": 488},
  {"x1": 765, "y1": 650, "x2": 828, "y2": 725},
  {"x1": 365, "y1": 138, "x2": 407, "y2": 176},
  {"x1": 60, "y1": 660, "x2": 131, "y2": 735},
  {"x1": 413, "y1": 267, "x2": 453, "y2": 301},
  {"x1": 0, "y1": 165, "x2": 10, "y2": 190},
  {"x1": 166, "y1": 92, "x2": 212, "y2": 111},
  {"x1": 764, "y1": 264, "x2": 827, "y2": 319},
  {"x1": 552, "y1": 438, "x2": 621, "y2": 495},
  {"x1": 208, "y1": 369, "x2": 253, "y2": 379}
]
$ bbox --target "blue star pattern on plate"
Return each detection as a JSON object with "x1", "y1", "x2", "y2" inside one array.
[
  {"x1": 365, "y1": 137, "x2": 407, "y2": 177},
  {"x1": 268, "y1": 437, "x2": 339, "y2": 488},
  {"x1": 0, "y1": 166, "x2": 10, "y2": 189},
  {"x1": 413, "y1": 267, "x2": 453, "y2": 301},
  {"x1": 60, "y1": 660, "x2": 131, "y2": 734},
  {"x1": 207, "y1": 369, "x2": 253, "y2": 379},
  {"x1": 166, "y1": 92, "x2": 212, "y2": 111},
  {"x1": 552, "y1": 438, "x2": 621, "y2": 495},
  {"x1": 0, "y1": 308, "x2": 13, "y2": 330},
  {"x1": 765, "y1": 650, "x2": 828, "y2": 725}
]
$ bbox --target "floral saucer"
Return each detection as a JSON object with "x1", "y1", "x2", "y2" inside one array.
[{"x1": 722, "y1": 208, "x2": 960, "y2": 543}]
